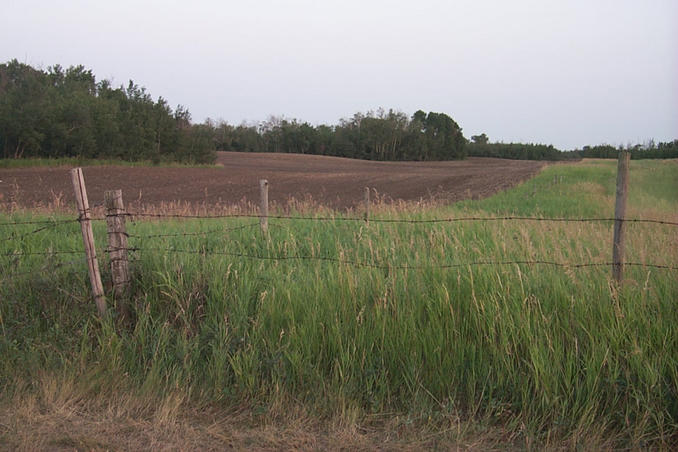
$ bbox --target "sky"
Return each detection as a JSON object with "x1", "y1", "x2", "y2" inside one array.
[{"x1": 2, "y1": 0, "x2": 677, "y2": 150}]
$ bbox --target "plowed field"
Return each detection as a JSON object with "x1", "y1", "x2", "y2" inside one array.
[{"x1": 0, "y1": 152, "x2": 546, "y2": 210}]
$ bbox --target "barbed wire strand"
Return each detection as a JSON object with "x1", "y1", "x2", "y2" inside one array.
[
  {"x1": 94, "y1": 212, "x2": 678, "y2": 226},
  {"x1": 1, "y1": 249, "x2": 83, "y2": 257},
  {"x1": 0, "y1": 223, "x2": 64, "y2": 242},
  {"x1": 110, "y1": 246, "x2": 678, "y2": 271},
  {"x1": 0, "y1": 219, "x2": 79, "y2": 227},
  {"x1": 0, "y1": 256, "x2": 88, "y2": 283},
  {"x1": 127, "y1": 222, "x2": 260, "y2": 239},
  {"x1": 2, "y1": 213, "x2": 675, "y2": 227}
]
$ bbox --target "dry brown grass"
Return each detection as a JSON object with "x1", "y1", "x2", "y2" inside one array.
[
  {"x1": 0, "y1": 379, "x2": 489, "y2": 451},
  {"x1": 0, "y1": 187, "x2": 449, "y2": 221},
  {"x1": 0, "y1": 373, "x2": 629, "y2": 451}
]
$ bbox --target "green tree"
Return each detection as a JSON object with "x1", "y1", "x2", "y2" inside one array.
[
  {"x1": 0, "y1": 60, "x2": 50, "y2": 158},
  {"x1": 471, "y1": 133, "x2": 488, "y2": 144},
  {"x1": 0, "y1": 60, "x2": 217, "y2": 164}
]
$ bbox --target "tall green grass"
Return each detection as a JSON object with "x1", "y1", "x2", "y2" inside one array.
[{"x1": 1, "y1": 159, "x2": 676, "y2": 447}]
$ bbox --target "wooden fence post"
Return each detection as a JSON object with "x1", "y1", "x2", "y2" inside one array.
[
  {"x1": 612, "y1": 150, "x2": 630, "y2": 284},
  {"x1": 259, "y1": 179, "x2": 269, "y2": 234},
  {"x1": 71, "y1": 168, "x2": 107, "y2": 317},
  {"x1": 105, "y1": 189, "x2": 131, "y2": 320},
  {"x1": 364, "y1": 187, "x2": 370, "y2": 225}
]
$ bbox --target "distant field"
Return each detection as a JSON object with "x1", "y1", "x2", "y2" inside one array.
[
  {"x1": 0, "y1": 152, "x2": 545, "y2": 211},
  {"x1": 0, "y1": 158, "x2": 676, "y2": 450}
]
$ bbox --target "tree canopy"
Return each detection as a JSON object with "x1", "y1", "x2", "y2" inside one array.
[{"x1": 0, "y1": 60, "x2": 215, "y2": 163}]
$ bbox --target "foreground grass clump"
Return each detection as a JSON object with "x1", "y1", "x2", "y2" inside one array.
[{"x1": 0, "y1": 159, "x2": 677, "y2": 449}]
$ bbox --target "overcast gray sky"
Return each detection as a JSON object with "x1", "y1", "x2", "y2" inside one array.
[{"x1": 2, "y1": 0, "x2": 676, "y2": 150}]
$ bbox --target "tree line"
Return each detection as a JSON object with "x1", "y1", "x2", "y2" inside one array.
[
  {"x1": 0, "y1": 61, "x2": 466, "y2": 164},
  {"x1": 575, "y1": 141, "x2": 678, "y2": 160},
  {"x1": 1, "y1": 60, "x2": 675, "y2": 164},
  {"x1": 0, "y1": 60, "x2": 215, "y2": 163},
  {"x1": 207, "y1": 120, "x2": 678, "y2": 162},
  {"x1": 209, "y1": 108, "x2": 467, "y2": 161},
  {"x1": 466, "y1": 133, "x2": 575, "y2": 161},
  {"x1": 466, "y1": 133, "x2": 678, "y2": 161}
]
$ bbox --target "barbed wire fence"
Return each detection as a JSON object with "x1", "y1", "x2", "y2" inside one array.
[
  {"x1": 3, "y1": 216, "x2": 676, "y2": 272},
  {"x1": 2, "y1": 154, "x2": 677, "y2": 317}
]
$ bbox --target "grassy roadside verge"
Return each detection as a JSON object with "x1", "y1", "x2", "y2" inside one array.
[{"x1": 1, "y1": 159, "x2": 676, "y2": 450}]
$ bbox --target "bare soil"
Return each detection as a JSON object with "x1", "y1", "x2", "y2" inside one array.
[{"x1": 0, "y1": 152, "x2": 545, "y2": 211}]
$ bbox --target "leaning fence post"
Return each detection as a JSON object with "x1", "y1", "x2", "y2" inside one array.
[
  {"x1": 364, "y1": 187, "x2": 370, "y2": 225},
  {"x1": 105, "y1": 189, "x2": 131, "y2": 320},
  {"x1": 612, "y1": 150, "x2": 630, "y2": 284},
  {"x1": 71, "y1": 168, "x2": 107, "y2": 317},
  {"x1": 259, "y1": 179, "x2": 269, "y2": 234}
]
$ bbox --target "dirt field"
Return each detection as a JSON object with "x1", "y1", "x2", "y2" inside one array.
[{"x1": 0, "y1": 152, "x2": 546, "y2": 211}]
